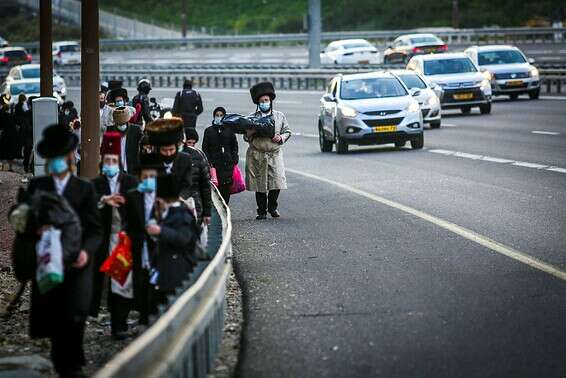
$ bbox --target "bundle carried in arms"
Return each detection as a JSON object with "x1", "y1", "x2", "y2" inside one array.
[{"x1": 220, "y1": 114, "x2": 275, "y2": 138}]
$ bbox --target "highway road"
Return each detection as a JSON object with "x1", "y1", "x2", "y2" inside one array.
[{"x1": 68, "y1": 88, "x2": 566, "y2": 377}]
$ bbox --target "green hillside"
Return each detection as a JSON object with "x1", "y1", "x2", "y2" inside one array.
[{"x1": 100, "y1": 0, "x2": 565, "y2": 34}]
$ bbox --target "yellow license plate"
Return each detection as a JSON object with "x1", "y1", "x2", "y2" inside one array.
[
  {"x1": 358, "y1": 60, "x2": 370, "y2": 64},
  {"x1": 453, "y1": 92, "x2": 473, "y2": 100},
  {"x1": 373, "y1": 125, "x2": 397, "y2": 133},
  {"x1": 506, "y1": 80, "x2": 523, "y2": 86}
]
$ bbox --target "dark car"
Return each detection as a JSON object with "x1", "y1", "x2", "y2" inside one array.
[
  {"x1": 383, "y1": 33, "x2": 447, "y2": 64},
  {"x1": 0, "y1": 47, "x2": 32, "y2": 67}
]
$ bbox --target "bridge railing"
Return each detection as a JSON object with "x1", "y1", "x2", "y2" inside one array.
[{"x1": 93, "y1": 188, "x2": 232, "y2": 378}]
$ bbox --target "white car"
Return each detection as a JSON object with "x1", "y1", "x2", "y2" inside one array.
[
  {"x1": 320, "y1": 39, "x2": 381, "y2": 65},
  {"x1": 407, "y1": 53, "x2": 492, "y2": 115},
  {"x1": 0, "y1": 78, "x2": 63, "y2": 105},
  {"x1": 53, "y1": 41, "x2": 81, "y2": 66},
  {"x1": 464, "y1": 45, "x2": 540, "y2": 100},
  {"x1": 390, "y1": 69, "x2": 442, "y2": 128},
  {"x1": 5, "y1": 64, "x2": 67, "y2": 99}
]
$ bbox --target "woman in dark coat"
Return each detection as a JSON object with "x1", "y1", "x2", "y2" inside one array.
[
  {"x1": 0, "y1": 94, "x2": 19, "y2": 170},
  {"x1": 202, "y1": 107, "x2": 239, "y2": 203},
  {"x1": 22, "y1": 124, "x2": 102, "y2": 377}
]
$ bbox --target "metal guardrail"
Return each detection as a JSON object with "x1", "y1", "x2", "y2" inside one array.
[
  {"x1": 94, "y1": 188, "x2": 232, "y2": 378},
  {"x1": 13, "y1": 26, "x2": 566, "y2": 53}
]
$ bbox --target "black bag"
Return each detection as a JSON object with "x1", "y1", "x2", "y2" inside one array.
[{"x1": 221, "y1": 113, "x2": 275, "y2": 138}]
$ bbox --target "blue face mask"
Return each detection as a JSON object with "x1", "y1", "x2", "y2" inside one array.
[
  {"x1": 115, "y1": 100, "x2": 125, "y2": 107},
  {"x1": 259, "y1": 102, "x2": 271, "y2": 112},
  {"x1": 48, "y1": 157, "x2": 69, "y2": 175},
  {"x1": 117, "y1": 124, "x2": 128, "y2": 132},
  {"x1": 102, "y1": 164, "x2": 120, "y2": 177},
  {"x1": 137, "y1": 177, "x2": 156, "y2": 193}
]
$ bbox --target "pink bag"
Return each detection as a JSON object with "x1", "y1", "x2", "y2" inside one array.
[
  {"x1": 210, "y1": 167, "x2": 219, "y2": 187},
  {"x1": 231, "y1": 165, "x2": 246, "y2": 194}
]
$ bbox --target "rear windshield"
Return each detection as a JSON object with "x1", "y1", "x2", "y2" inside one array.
[
  {"x1": 342, "y1": 43, "x2": 372, "y2": 50},
  {"x1": 10, "y1": 82, "x2": 40, "y2": 95},
  {"x1": 478, "y1": 50, "x2": 526, "y2": 65},
  {"x1": 340, "y1": 77, "x2": 408, "y2": 100},
  {"x1": 21, "y1": 67, "x2": 40, "y2": 78},
  {"x1": 409, "y1": 37, "x2": 442, "y2": 45},
  {"x1": 398, "y1": 74, "x2": 427, "y2": 89},
  {"x1": 58, "y1": 44, "x2": 80, "y2": 52},
  {"x1": 424, "y1": 58, "x2": 477, "y2": 75},
  {"x1": 5, "y1": 50, "x2": 27, "y2": 58}
]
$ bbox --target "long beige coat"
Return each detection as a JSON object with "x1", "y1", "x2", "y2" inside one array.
[{"x1": 245, "y1": 110, "x2": 292, "y2": 193}]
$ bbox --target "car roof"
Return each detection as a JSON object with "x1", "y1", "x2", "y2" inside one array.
[
  {"x1": 0, "y1": 47, "x2": 26, "y2": 52},
  {"x1": 329, "y1": 39, "x2": 371, "y2": 46},
  {"x1": 339, "y1": 71, "x2": 398, "y2": 81},
  {"x1": 416, "y1": 52, "x2": 470, "y2": 61},
  {"x1": 53, "y1": 41, "x2": 79, "y2": 46},
  {"x1": 19, "y1": 64, "x2": 40, "y2": 70},
  {"x1": 397, "y1": 33, "x2": 440, "y2": 40},
  {"x1": 466, "y1": 45, "x2": 520, "y2": 52}
]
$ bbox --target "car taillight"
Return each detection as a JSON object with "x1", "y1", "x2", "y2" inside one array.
[
  {"x1": 0, "y1": 57, "x2": 8, "y2": 63},
  {"x1": 27, "y1": 54, "x2": 32, "y2": 62},
  {"x1": 412, "y1": 47, "x2": 423, "y2": 53},
  {"x1": 438, "y1": 44, "x2": 448, "y2": 51}
]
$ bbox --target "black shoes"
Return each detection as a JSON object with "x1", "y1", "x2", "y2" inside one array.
[
  {"x1": 269, "y1": 210, "x2": 281, "y2": 218},
  {"x1": 256, "y1": 210, "x2": 280, "y2": 220},
  {"x1": 256, "y1": 214, "x2": 267, "y2": 220}
]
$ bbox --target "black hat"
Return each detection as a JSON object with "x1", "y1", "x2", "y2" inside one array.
[
  {"x1": 36, "y1": 124, "x2": 79, "y2": 158},
  {"x1": 136, "y1": 153, "x2": 164, "y2": 172},
  {"x1": 61, "y1": 100, "x2": 74, "y2": 110},
  {"x1": 156, "y1": 174, "x2": 180, "y2": 199},
  {"x1": 250, "y1": 81, "x2": 276, "y2": 104},
  {"x1": 108, "y1": 80, "x2": 123, "y2": 91},
  {"x1": 184, "y1": 127, "x2": 199, "y2": 142},
  {"x1": 183, "y1": 79, "x2": 193, "y2": 89},
  {"x1": 213, "y1": 106, "x2": 226, "y2": 116},
  {"x1": 106, "y1": 87, "x2": 129, "y2": 103},
  {"x1": 145, "y1": 117, "x2": 184, "y2": 146}
]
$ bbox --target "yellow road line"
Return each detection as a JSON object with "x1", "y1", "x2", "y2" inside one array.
[{"x1": 287, "y1": 168, "x2": 566, "y2": 282}]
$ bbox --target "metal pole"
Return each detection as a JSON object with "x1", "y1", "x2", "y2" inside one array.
[
  {"x1": 80, "y1": 0, "x2": 100, "y2": 178},
  {"x1": 39, "y1": 0, "x2": 53, "y2": 97},
  {"x1": 181, "y1": 0, "x2": 188, "y2": 38},
  {"x1": 308, "y1": 0, "x2": 321, "y2": 68},
  {"x1": 452, "y1": 0, "x2": 460, "y2": 29}
]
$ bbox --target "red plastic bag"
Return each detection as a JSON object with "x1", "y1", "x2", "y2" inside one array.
[
  {"x1": 210, "y1": 167, "x2": 219, "y2": 187},
  {"x1": 231, "y1": 165, "x2": 246, "y2": 194},
  {"x1": 100, "y1": 232, "x2": 133, "y2": 286}
]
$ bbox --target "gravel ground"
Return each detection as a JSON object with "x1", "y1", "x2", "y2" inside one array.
[{"x1": 0, "y1": 168, "x2": 243, "y2": 377}]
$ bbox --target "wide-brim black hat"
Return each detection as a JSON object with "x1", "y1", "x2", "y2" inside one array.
[
  {"x1": 156, "y1": 174, "x2": 180, "y2": 199},
  {"x1": 250, "y1": 81, "x2": 276, "y2": 104},
  {"x1": 106, "y1": 87, "x2": 129, "y2": 103},
  {"x1": 135, "y1": 153, "x2": 165, "y2": 173},
  {"x1": 184, "y1": 127, "x2": 199, "y2": 142},
  {"x1": 36, "y1": 124, "x2": 79, "y2": 158},
  {"x1": 146, "y1": 117, "x2": 184, "y2": 146}
]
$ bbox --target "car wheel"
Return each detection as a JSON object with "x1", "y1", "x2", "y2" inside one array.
[
  {"x1": 430, "y1": 121, "x2": 441, "y2": 129},
  {"x1": 334, "y1": 126, "x2": 348, "y2": 154},
  {"x1": 319, "y1": 123, "x2": 333, "y2": 153},
  {"x1": 529, "y1": 89, "x2": 540, "y2": 100},
  {"x1": 479, "y1": 103, "x2": 491, "y2": 114},
  {"x1": 410, "y1": 134, "x2": 424, "y2": 149},
  {"x1": 461, "y1": 106, "x2": 471, "y2": 114},
  {"x1": 394, "y1": 141, "x2": 406, "y2": 147},
  {"x1": 509, "y1": 94, "x2": 519, "y2": 101}
]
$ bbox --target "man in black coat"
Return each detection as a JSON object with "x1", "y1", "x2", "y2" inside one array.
[
  {"x1": 172, "y1": 79, "x2": 203, "y2": 129},
  {"x1": 90, "y1": 132, "x2": 138, "y2": 338},
  {"x1": 182, "y1": 127, "x2": 212, "y2": 224},
  {"x1": 107, "y1": 106, "x2": 143, "y2": 174},
  {"x1": 131, "y1": 79, "x2": 153, "y2": 127},
  {"x1": 202, "y1": 107, "x2": 239, "y2": 204},
  {"x1": 26, "y1": 124, "x2": 102, "y2": 377}
]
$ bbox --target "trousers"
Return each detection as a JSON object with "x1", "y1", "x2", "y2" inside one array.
[{"x1": 256, "y1": 190, "x2": 280, "y2": 215}]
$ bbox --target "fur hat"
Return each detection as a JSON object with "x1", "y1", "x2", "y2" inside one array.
[
  {"x1": 136, "y1": 153, "x2": 164, "y2": 173},
  {"x1": 36, "y1": 124, "x2": 79, "y2": 158},
  {"x1": 156, "y1": 174, "x2": 180, "y2": 199},
  {"x1": 106, "y1": 87, "x2": 128, "y2": 103},
  {"x1": 184, "y1": 127, "x2": 199, "y2": 142},
  {"x1": 250, "y1": 81, "x2": 276, "y2": 104},
  {"x1": 112, "y1": 106, "x2": 131, "y2": 125},
  {"x1": 145, "y1": 117, "x2": 184, "y2": 146},
  {"x1": 101, "y1": 132, "x2": 121, "y2": 157}
]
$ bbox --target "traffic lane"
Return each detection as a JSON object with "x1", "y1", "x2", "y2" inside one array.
[
  {"x1": 231, "y1": 173, "x2": 566, "y2": 378},
  {"x1": 281, "y1": 135, "x2": 566, "y2": 269}
]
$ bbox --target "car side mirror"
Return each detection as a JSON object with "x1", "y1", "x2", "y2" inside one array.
[
  {"x1": 528, "y1": 57, "x2": 536, "y2": 64},
  {"x1": 410, "y1": 89, "x2": 421, "y2": 97},
  {"x1": 323, "y1": 94, "x2": 336, "y2": 102}
]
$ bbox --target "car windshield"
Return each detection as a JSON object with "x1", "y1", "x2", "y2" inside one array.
[
  {"x1": 423, "y1": 58, "x2": 477, "y2": 75},
  {"x1": 409, "y1": 36, "x2": 442, "y2": 45},
  {"x1": 398, "y1": 74, "x2": 427, "y2": 89},
  {"x1": 5, "y1": 50, "x2": 26, "y2": 58},
  {"x1": 21, "y1": 67, "x2": 40, "y2": 78},
  {"x1": 60, "y1": 44, "x2": 80, "y2": 52},
  {"x1": 478, "y1": 50, "x2": 526, "y2": 65},
  {"x1": 10, "y1": 82, "x2": 40, "y2": 95},
  {"x1": 340, "y1": 78, "x2": 408, "y2": 100},
  {"x1": 342, "y1": 42, "x2": 372, "y2": 50}
]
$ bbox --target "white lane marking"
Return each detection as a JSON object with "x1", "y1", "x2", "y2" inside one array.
[
  {"x1": 441, "y1": 123, "x2": 458, "y2": 127},
  {"x1": 532, "y1": 131, "x2": 560, "y2": 135},
  {"x1": 287, "y1": 168, "x2": 566, "y2": 282},
  {"x1": 277, "y1": 100, "x2": 302, "y2": 104},
  {"x1": 429, "y1": 149, "x2": 566, "y2": 174},
  {"x1": 294, "y1": 132, "x2": 318, "y2": 138},
  {"x1": 540, "y1": 96, "x2": 566, "y2": 101}
]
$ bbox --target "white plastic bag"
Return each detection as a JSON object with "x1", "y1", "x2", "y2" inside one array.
[{"x1": 36, "y1": 227, "x2": 64, "y2": 294}]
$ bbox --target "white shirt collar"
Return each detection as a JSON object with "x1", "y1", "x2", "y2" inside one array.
[{"x1": 53, "y1": 173, "x2": 71, "y2": 196}]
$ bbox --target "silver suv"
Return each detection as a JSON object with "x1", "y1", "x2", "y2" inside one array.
[{"x1": 318, "y1": 72, "x2": 424, "y2": 154}]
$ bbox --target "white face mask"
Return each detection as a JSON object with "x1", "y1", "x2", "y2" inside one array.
[
  {"x1": 213, "y1": 116, "x2": 223, "y2": 125},
  {"x1": 117, "y1": 124, "x2": 127, "y2": 132}
]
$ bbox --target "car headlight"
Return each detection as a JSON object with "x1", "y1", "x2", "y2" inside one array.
[
  {"x1": 426, "y1": 95, "x2": 439, "y2": 106},
  {"x1": 529, "y1": 67, "x2": 539, "y2": 78},
  {"x1": 407, "y1": 101, "x2": 420, "y2": 113},
  {"x1": 340, "y1": 105, "x2": 358, "y2": 118}
]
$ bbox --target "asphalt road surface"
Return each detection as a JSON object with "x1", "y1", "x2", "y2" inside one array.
[{"x1": 67, "y1": 88, "x2": 566, "y2": 377}]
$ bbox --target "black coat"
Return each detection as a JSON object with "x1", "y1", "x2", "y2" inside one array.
[
  {"x1": 202, "y1": 124, "x2": 239, "y2": 185},
  {"x1": 0, "y1": 110, "x2": 19, "y2": 160},
  {"x1": 169, "y1": 151, "x2": 194, "y2": 200},
  {"x1": 107, "y1": 124, "x2": 143, "y2": 173},
  {"x1": 154, "y1": 204, "x2": 198, "y2": 292},
  {"x1": 26, "y1": 175, "x2": 102, "y2": 338},
  {"x1": 90, "y1": 173, "x2": 138, "y2": 316},
  {"x1": 132, "y1": 93, "x2": 152, "y2": 126},
  {"x1": 182, "y1": 147, "x2": 212, "y2": 219},
  {"x1": 123, "y1": 188, "x2": 157, "y2": 310},
  {"x1": 172, "y1": 89, "x2": 203, "y2": 128}
]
